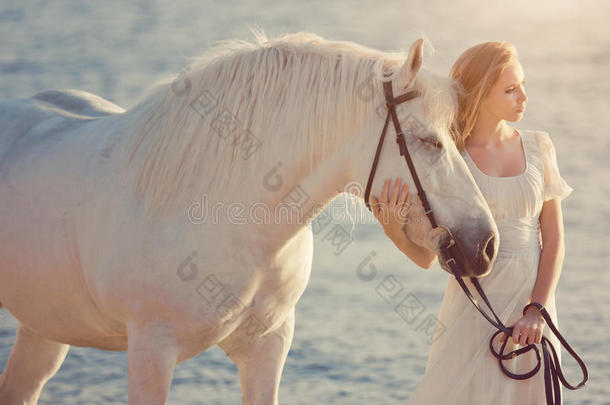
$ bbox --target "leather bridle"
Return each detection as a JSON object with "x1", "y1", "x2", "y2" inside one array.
[{"x1": 363, "y1": 79, "x2": 588, "y2": 404}]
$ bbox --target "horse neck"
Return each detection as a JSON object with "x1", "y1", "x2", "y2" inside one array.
[
  {"x1": 219, "y1": 126, "x2": 355, "y2": 252},
  {"x1": 120, "y1": 50, "x2": 381, "y2": 243},
  {"x1": 191, "y1": 79, "x2": 374, "y2": 236}
]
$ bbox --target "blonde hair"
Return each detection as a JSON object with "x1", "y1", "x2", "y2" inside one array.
[{"x1": 449, "y1": 41, "x2": 518, "y2": 152}]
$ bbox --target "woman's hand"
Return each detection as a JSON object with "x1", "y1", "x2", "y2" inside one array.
[
  {"x1": 369, "y1": 177, "x2": 438, "y2": 269},
  {"x1": 499, "y1": 306, "x2": 545, "y2": 345},
  {"x1": 369, "y1": 178, "x2": 412, "y2": 239}
]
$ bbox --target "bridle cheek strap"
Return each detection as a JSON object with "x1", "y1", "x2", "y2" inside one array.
[{"x1": 364, "y1": 82, "x2": 426, "y2": 216}]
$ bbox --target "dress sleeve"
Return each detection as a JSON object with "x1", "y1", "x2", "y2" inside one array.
[{"x1": 537, "y1": 131, "x2": 573, "y2": 202}]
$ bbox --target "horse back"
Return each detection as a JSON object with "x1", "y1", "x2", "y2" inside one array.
[{"x1": 0, "y1": 89, "x2": 125, "y2": 164}]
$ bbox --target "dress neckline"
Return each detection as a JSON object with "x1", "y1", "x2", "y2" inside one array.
[{"x1": 463, "y1": 129, "x2": 529, "y2": 179}]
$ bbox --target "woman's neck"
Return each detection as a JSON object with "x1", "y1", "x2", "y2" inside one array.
[{"x1": 468, "y1": 117, "x2": 513, "y2": 148}]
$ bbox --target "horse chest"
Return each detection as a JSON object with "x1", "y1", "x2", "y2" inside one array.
[{"x1": 229, "y1": 227, "x2": 314, "y2": 334}]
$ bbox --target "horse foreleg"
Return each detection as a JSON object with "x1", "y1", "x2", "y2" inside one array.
[
  {"x1": 221, "y1": 308, "x2": 295, "y2": 405},
  {"x1": 126, "y1": 321, "x2": 180, "y2": 405},
  {"x1": 0, "y1": 323, "x2": 70, "y2": 405}
]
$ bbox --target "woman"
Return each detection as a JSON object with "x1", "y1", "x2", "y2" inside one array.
[{"x1": 369, "y1": 42, "x2": 573, "y2": 403}]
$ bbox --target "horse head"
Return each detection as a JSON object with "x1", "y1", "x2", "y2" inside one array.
[{"x1": 348, "y1": 38, "x2": 498, "y2": 277}]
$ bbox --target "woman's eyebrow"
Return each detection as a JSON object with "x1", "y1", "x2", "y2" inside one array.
[{"x1": 504, "y1": 78, "x2": 526, "y2": 89}]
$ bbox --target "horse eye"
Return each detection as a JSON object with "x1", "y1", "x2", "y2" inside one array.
[{"x1": 419, "y1": 136, "x2": 442, "y2": 149}]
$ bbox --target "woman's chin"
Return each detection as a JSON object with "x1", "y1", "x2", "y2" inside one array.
[{"x1": 507, "y1": 112, "x2": 525, "y2": 122}]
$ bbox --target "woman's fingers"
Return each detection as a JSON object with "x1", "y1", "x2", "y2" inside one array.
[
  {"x1": 534, "y1": 327, "x2": 543, "y2": 344},
  {"x1": 398, "y1": 190, "x2": 411, "y2": 222},
  {"x1": 398, "y1": 183, "x2": 409, "y2": 206},
  {"x1": 389, "y1": 178, "x2": 402, "y2": 208},
  {"x1": 373, "y1": 179, "x2": 410, "y2": 224},
  {"x1": 381, "y1": 179, "x2": 390, "y2": 203},
  {"x1": 527, "y1": 328, "x2": 537, "y2": 345},
  {"x1": 499, "y1": 329, "x2": 543, "y2": 345},
  {"x1": 519, "y1": 327, "x2": 530, "y2": 346},
  {"x1": 512, "y1": 327, "x2": 522, "y2": 345}
]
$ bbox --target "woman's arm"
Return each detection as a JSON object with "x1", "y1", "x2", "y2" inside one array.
[
  {"x1": 528, "y1": 197, "x2": 565, "y2": 309},
  {"x1": 500, "y1": 197, "x2": 565, "y2": 346},
  {"x1": 369, "y1": 178, "x2": 438, "y2": 269},
  {"x1": 388, "y1": 229, "x2": 438, "y2": 269}
]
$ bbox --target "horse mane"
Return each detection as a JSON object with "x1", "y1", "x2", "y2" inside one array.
[{"x1": 123, "y1": 29, "x2": 458, "y2": 219}]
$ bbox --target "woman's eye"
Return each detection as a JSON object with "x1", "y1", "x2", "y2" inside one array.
[{"x1": 506, "y1": 82, "x2": 525, "y2": 93}]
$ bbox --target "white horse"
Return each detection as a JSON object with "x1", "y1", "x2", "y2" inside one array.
[{"x1": 0, "y1": 31, "x2": 498, "y2": 404}]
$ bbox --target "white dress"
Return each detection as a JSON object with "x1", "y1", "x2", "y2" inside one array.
[{"x1": 406, "y1": 129, "x2": 574, "y2": 405}]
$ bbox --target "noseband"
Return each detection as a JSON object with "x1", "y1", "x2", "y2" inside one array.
[{"x1": 363, "y1": 80, "x2": 588, "y2": 405}]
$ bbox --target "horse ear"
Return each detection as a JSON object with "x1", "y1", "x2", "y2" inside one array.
[{"x1": 397, "y1": 38, "x2": 424, "y2": 89}]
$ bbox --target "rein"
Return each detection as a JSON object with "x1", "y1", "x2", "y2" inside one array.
[{"x1": 363, "y1": 80, "x2": 588, "y2": 404}]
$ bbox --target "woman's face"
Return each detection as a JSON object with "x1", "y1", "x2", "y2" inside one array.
[{"x1": 480, "y1": 61, "x2": 528, "y2": 122}]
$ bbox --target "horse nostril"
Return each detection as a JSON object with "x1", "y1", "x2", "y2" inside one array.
[{"x1": 484, "y1": 234, "x2": 496, "y2": 262}]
